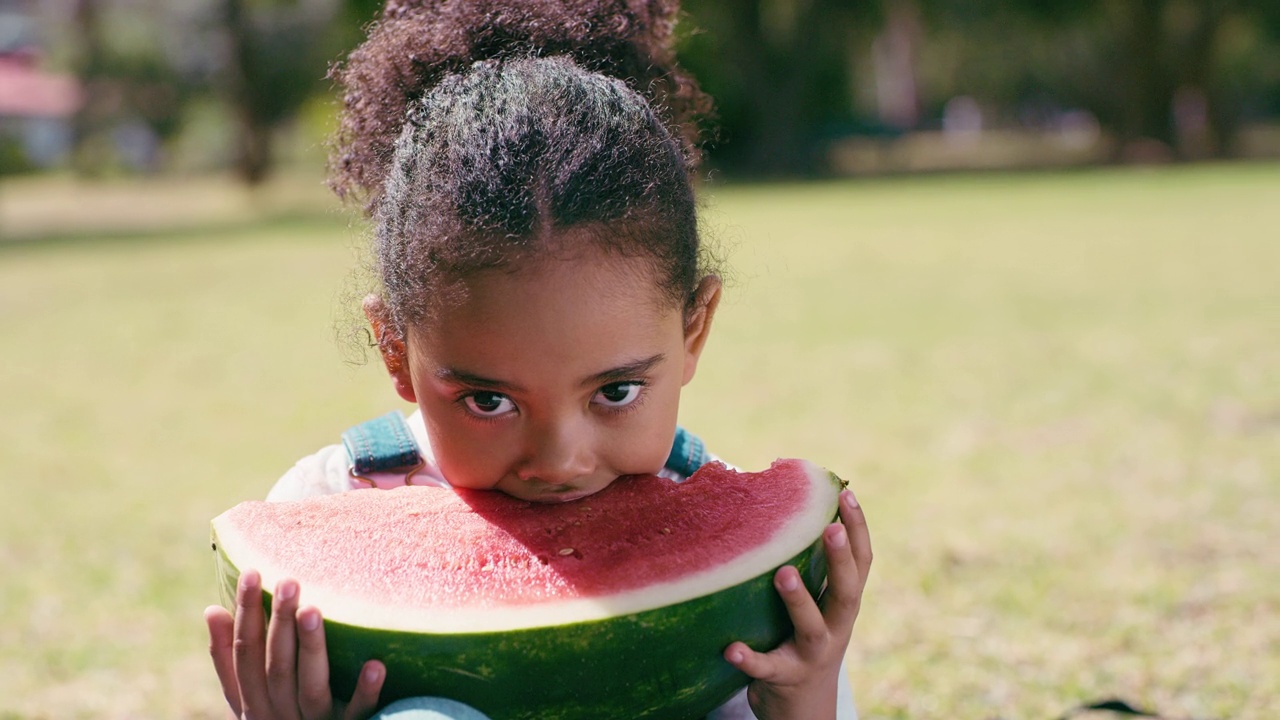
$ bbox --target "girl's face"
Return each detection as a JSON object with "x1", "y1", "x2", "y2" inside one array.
[{"x1": 370, "y1": 241, "x2": 719, "y2": 503}]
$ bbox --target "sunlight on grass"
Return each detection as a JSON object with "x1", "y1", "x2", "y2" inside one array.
[{"x1": 1, "y1": 164, "x2": 1277, "y2": 718}]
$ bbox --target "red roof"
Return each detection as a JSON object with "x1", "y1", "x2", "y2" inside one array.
[{"x1": 0, "y1": 55, "x2": 82, "y2": 118}]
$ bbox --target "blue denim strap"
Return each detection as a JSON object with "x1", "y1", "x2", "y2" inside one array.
[
  {"x1": 664, "y1": 426, "x2": 709, "y2": 478},
  {"x1": 342, "y1": 411, "x2": 422, "y2": 475},
  {"x1": 342, "y1": 413, "x2": 704, "y2": 478}
]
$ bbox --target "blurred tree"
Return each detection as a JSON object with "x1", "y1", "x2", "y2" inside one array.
[
  {"x1": 914, "y1": 0, "x2": 1280, "y2": 159},
  {"x1": 45, "y1": 0, "x2": 1280, "y2": 180},
  {"x1": 1110, "y1": 0, "x2": 1234, "y2": 157},
  {"x1": 679, "y1": 0, "x2": 872, "y2": 176},
  {"x1": 338, "y1": 0, "x2": 381, "y2": 42},
  {"x1": 70, "y1": 0, "x2": 109, "y2": 173},
  {"x1": 67, "y1": 0, "x2": 192, "y2": 173},
  {"x1": 871, "y1": 0, "x2": 924, "y2": 131},
  {"x1": 221, "y1": 0, "x2": 341, "y2": 184}
]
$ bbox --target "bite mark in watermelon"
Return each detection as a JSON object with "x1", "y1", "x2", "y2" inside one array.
[{"x1": 211, "y1": 459, "x2": 845, "y2": 720}]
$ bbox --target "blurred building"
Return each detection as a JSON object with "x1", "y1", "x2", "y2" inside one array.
[{"x1": 0, "y1": 3, "x2": 81, "y2": 169}]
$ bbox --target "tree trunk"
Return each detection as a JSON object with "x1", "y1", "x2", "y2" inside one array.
[
  {"x1": 222, "y1": 0, "x2": 272, "y2": 185},
  {"x1": 873, "y1": 0, "x2": 921, "y2": 131},
  {"x1": 719, "y1": 0, "x2": 855, "y2": 175},
  {"x1": 71, "y1": 0, "x2": 108, "y2": 175},
  {"x1": 1174, "y1": 0, "x2": 1237, "y2": 158},
  {"x1": 1117, "y1": 0, "x2": 1177, "y2": 160},
  {"x1": 724, "y1": 0, "x2": 805, "y2": 175}
]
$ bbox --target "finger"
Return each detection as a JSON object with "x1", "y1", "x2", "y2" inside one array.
[
  {"x1": 723, "y1": 640, "x2": 795, "y2": 684},
  {"x1": 341, "y1": 660, "x2": 386, "y2": 720},
  {"x1": 205, "y1": 605, "x2": 244, "y2": 718},
  {"x1": 266, "y1": 579, "x2": 303, "y2": 719},
  {"x1": 296, "y1": 606, "x2": 335, "y2": 720},
  {"x1": 774, "y1": 564, "x2": 830, "y2": 660},
  {"x1": 233, "y1": 569, "x2": 272, "y2": 718},
  {"x1": 818, "y1": 520, "x2": 862, "y2": 632},
  {"x1": 840, "y1": 488, "x2": 872, "y2": 593}
]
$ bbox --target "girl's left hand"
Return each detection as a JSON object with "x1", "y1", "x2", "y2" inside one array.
[
  {"x1": 205, "y1": 571, "x2": 385, "y2": 720},
  {"x1": 723, "y1": 488, "x2": 871, "y2": 720}
]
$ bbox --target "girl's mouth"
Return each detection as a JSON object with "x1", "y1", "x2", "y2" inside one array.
[
  {"x1": 541, "y1": 489, "x2": 596, "y2": 503},
  {"x1": 527, "y1": 485, "x2": 602, "y2": 504}
]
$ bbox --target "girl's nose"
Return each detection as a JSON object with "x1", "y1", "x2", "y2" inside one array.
[{"x1": 517, "y1": 419, "x2": 596, "y2": 485}]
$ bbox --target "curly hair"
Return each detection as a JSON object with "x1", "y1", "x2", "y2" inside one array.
[
  {"x1": 330, "y1": 0, "x2": 711, "y2": 207},
  {"x1": 329, "y1": 1, "x2": 715, "y2": 333}
]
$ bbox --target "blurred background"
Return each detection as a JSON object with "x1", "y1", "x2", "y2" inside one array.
[
  {"x1": 1, "y1": 1, "x2": 1277, "y2": 719},
  {"x1": 3, "y1": 0, "x2": 1280, "y2": 185}
]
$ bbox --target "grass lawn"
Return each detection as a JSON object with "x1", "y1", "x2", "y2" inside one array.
[{"x1": 1, "y1": 164, "x2": 1277, "y2": 719}]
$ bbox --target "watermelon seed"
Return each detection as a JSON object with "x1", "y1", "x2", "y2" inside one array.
[
  {"x1": 661, "y1": 528, "x2": 671, "y2": 535},
  {"x1": 558, "y1": 547, "x2": 575, "y2": 556}
]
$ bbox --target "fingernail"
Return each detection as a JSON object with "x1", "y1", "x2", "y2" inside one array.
[
  {"x1": 364, "y1": 665, "x2": 382, "y2": 683},
  {"x1": 277, "y1": 580, "x2": 297, "y2": 601},
  {"x1": 240, "y1": 569, "x2": 259, "y2": 591},
  {"x1": 727, "y1": 649, "x2": 744, "y2": 664},
  {"x1": 778, "y1": 570, "x2": 799, "y2": 592},
  {"x1": 841, "y1": 489, "x2": 859, "y2": 509},
  {"x1": 826, "y1": 523, "x2": 848, "y2": 548},
  {"x1": 300, "y1": 609, "x2": 320, "y2": 632}
]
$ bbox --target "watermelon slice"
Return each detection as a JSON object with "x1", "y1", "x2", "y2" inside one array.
[{"x1": 211, "y1": 459, "x2": 844, "y2": 720}]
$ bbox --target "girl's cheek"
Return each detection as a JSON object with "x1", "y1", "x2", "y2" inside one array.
[
  {"x1": 612, "y1": 424, "x2": 678, "y2": 476},
  {"x1": 432, "y1": 430, "x2": 507, "y2": 490},
  {"x1": 439, "y1": 460, "x2": 503, "y2": 491}
]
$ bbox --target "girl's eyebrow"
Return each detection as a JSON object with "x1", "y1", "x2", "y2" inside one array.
[
  {"x1": 434, "y1": 368, "x2": 521, "y2": 392},
  {"x1": 435, "y1": 354, "x2": 665, "y2": 392},
  {"x1": 583, "y1": 353, "x2": 665, "y2": 388}
]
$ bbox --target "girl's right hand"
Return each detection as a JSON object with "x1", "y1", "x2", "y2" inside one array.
[{"x1": 205, "y1": 569, "x2": 385, "y2": 720}]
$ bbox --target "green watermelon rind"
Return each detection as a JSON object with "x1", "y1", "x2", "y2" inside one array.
[
  {"x1": 212, "y1": 467, "x2": 845, "y2": 720},
  {"x1": 216, "y1": 536, "x2": 825, "y2": 720}
]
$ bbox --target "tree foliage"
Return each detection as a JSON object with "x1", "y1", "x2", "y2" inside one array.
[
  {"x1": 49, "y1": 0, "x2": 1280, "y2": 179},
  {"x1": 677, "y1": 0, "x2": 874, "y2": 175},
  {"x1": 221, "y1": 0, "x2": 347, "y2": 183},
  {"x1": 68, "y1": 0, "x2": 191, "y2": 173},
  {"x1": 912, "y1": 0, "x2": 1280, "y2": 158}
]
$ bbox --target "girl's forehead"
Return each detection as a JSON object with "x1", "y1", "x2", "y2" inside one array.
[
  {"x1": 406, "y1": 248, "x2": 685, "y2": 387},
  {"x1": 459, "y1": 244, "x2": 669, "y2": 312},
  {"x1": 413, "y1": 245, "x2": 681, "y2": 346}
]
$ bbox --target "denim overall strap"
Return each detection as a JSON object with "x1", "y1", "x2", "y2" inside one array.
[
  {"x1": 664, "y1": 426, "x2": 709, "y2": 478},
  {"x1": 341, "y1": 411, "x2": 422, "y2": 475}
]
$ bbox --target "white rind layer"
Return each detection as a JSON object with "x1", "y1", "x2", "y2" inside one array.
[{"x1": 215, "y1": 461, "x2": 839, "y2": 634}]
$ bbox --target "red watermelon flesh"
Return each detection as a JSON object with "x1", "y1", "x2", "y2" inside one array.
[
  {"x1": 213, "y1": 459, "x2": 838, "y2": 633},
  {"x1": 212, "y1": 458, "x2": 843, "y2": 717}
]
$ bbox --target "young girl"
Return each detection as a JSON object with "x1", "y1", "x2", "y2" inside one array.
[{"x1": 204, "y1": 2, "x2": 871, "y2": 719}]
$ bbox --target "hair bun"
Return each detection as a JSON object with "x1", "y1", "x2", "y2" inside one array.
[{"x1": 330, "y1": 0, "x2": 711, "y2": 209}]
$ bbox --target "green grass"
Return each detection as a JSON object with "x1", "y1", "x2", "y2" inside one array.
[{"x1": 1, "y1": 164, "x2": 1278, "y2": 718}]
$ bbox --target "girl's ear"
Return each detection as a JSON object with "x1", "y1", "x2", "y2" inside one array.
[
  {"x1": 682, "y1": 275, "x2": 722, "y2": 385},
  {"x1": 363, "y1": 295, "x2": 417, "y2": 404}
]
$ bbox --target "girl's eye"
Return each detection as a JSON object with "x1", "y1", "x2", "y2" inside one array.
[
  {"x1": 594, "y1": 382, "x2": 643, "y2": 408},
  {"x1": 464, "y1": 392, "x2": 515, "y2": 417}
]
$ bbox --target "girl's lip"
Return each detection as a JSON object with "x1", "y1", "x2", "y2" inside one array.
[
  {"x1": 530, "y1": 487, "x2": 600, "y2": 504},
  {"x1": 544, "y1": 491, "x2": 594, "y2": 503}
]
